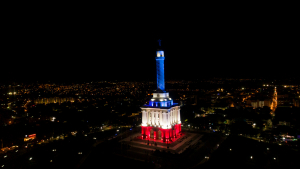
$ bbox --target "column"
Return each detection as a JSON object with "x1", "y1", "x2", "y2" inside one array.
[
  {"x1": 175, "y1": 108, "x2": 178, "y2": 123},
  {"x1": 156, "y1": 111, "x2": 158, "y2": 125},
  {"x1": 170, "y1": 110, "x2": 173, "y2": 124},
  {"x1": 151, "y1": 110, "x2": 154, "y2": 126},
  {"x1": 167, "y1": 113, "x2": 170, "y2": 127},
  {"x1": 172, "y1": 109, "x2": 175, "y2": 123},
  {"x1": 162, "y1": 112, "x2": 167, "y2": 127},
  {"x1": 147, "y1": 111, "x2": 150, "y2": 125},
  {"x1": 159, "y1": 111, "x2": 162, "y2": 126},
  {"x1": 178, "y1": 108, "x2": 181, "y2": 123},
  {"x1": 142, "y1": 110, "x2": 146, "y2": 125}
]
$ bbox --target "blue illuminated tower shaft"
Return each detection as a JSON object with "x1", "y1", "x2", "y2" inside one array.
[{"x1": 156, "y1": 57, "x2": 165, "y2": 91}]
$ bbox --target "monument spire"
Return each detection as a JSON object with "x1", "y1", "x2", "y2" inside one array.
[{"x1": 158, "y1": 39, "x2": 162, "y2": 47}]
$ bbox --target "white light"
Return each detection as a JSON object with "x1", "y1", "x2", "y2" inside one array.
[
  {"x1": 4, "y1": 155, "x2": 7, "y2": 158},
  {"x1": 1, "y1": 165, "x2": 4, "y2": 167},
  {"x1": 93, "y1": 137, "x2": 96, "y2": 140},
  {"x1": 274, "y1": 157, "x2": 276, "y2": 160},
  {"x1": 230, "y1": 148, "x2": 232, "y2": 151},
  {"x1": 117, "y1": 130, "x2": 119, "y2": 132},
  {"x1": 151, "y1": 99, "x2": 155, "y2": 101},
  {"x1": 250, "y1": 156, "x2": 253, "y2": 159},
  {"x1": 29, "y1": 157, "x2": 32, "y2": 160},
  {"x1": 50, "y1": 160, "x2": 52, "y2": 162},
  {"x1": 267, "y1": 148, "x2": 269, "y2": 150}
]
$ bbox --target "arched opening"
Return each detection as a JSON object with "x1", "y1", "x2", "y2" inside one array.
[
  {"x1": 158, "y1": 130, "x2": 162, "y2": 140},
  {"x1": 150, "y1": 129, "x2": 154, "y2": 139}
]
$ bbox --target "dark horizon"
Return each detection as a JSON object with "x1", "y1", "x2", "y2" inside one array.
[{"x1": 2, "y1": 12, "x2": 299, "y2": 83}]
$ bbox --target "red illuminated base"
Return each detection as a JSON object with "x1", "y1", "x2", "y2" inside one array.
[{"x1": 141, "y1": 124, "x2": 181, "y2": 142}]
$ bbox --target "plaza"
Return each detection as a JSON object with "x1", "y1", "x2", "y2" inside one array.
[{"x1": 120, "y1": 132, "x2": 203, "y2": 154}]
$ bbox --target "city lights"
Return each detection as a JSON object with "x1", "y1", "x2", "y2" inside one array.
[{"x1": 0, "y1": 37, "x2": 298, "y2": 168}]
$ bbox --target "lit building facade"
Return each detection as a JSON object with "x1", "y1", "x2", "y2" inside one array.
[{"x1": 141, "y1": 40, "x2": 181, "y2": 142}]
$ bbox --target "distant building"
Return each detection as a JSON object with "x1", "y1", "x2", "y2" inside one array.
[
  {"x1": 251, "y1": 99, "x2": 271, "y2": 109},
  {"x1": 293, "y1": 99, "x2": 299, "y2": 107}
]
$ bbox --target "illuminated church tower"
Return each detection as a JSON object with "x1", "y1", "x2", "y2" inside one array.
[{"x1": 141, "y1": 40, "x2": 181, "y2": 142}]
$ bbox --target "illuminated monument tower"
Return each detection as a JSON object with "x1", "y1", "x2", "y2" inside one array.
[{"x1": 141, "y1": 40, "x2": 181, "y2": 142}]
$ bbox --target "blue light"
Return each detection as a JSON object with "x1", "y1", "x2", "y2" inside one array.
[
  {"x1": 130, "y1": 128, "x2": 132, "y2": 130},
  {"x1": 115, "y1": 134, "x2": 117, "y2": 135},
  {"x1": 156, "y1": 51, "x2": 164, "y2": 57},
  {"x1": 156, "y1": 57, "x2": 165, "y2": 91}
]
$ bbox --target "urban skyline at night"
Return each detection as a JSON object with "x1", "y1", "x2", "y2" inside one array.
[{"x1": 1, "y1": 7, "x2": 299, "y2": 169}]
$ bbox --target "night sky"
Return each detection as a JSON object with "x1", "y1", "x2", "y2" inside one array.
[{"x1": 2, "y1": 10, "x2": 299, "y2": 83}]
